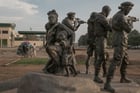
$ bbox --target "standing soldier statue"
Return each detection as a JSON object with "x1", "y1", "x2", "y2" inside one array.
[
  {"x1": 85, "y1": 12, "x2": 97, "y2": 74},
  {"x1": 62, "y1": 12, "x2": 86, "y2": 32},
  {"x1": 62, "y1": 12, "x2": 86, "y2": 73},
  {"x1": 93, "y1": 5, "x2": 112, "y2": 83},
  {"x1": 62, "y1": 12, "x2": 86, "y2": 48},
  {"x1": 104, "y1": 2, "x2": 134, "y2": 93},
  {"x1": 85, "y1": 12, "x2": 110, "y2": 76}
]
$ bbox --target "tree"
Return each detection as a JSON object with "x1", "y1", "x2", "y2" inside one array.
[
  {"x1": 78, "y1": 34, "x2": 88, "y2": 46},
  {"x1": 78, "y1": 29, "x2": 140, "y2": 48},
  {"x1": 128, "y1": 29, "x2": 140, "y2": 47}
]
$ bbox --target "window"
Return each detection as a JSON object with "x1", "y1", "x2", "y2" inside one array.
[
  {"x1": 0, "y1": 39, "x2": 8, "y2": 48},
  {"x1": 2, "y1": 30, "x2": 8, "y2": 34},
  {"x1": 2, "y1": 39, "x2": 7, "y2": 47}
]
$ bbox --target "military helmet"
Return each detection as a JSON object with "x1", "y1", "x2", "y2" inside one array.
[
  {"x1": 47, "y1": 9, "x2": 58, "y2": 17},
  {"x1": 67, "y1": 12, "x2": 76, "y2": 16},
  {"x1": 102, "y1": 5, "x2": 111, "y2": 12},
  {"x1": 119, "y1": 1, "x2": 134, "y2": 9}
]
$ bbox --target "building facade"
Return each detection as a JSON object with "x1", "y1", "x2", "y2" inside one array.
[{"x1": 0, "y1": 23, "x2": 16, "y2": 48}]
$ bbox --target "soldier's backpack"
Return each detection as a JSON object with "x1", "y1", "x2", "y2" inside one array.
[{"x1": 87, "y1": 12, "x2": 97, "y2": 45}]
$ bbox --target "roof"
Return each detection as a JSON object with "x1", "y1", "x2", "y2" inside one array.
[
  {"x1": 18, "y1": 31, "x2": 46, "y2": 35},
  {"x1": 0, "y1": 23, "x2": 16, "y2": 29}
]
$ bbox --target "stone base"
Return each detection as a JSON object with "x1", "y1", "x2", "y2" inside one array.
[{"x1": 17, "y1": 72, "x2": 100, "y2": 93}]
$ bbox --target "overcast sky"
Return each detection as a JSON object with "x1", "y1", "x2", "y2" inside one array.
[{"x1": 0, "y1": 0, "x2": 139, "y2": 42}]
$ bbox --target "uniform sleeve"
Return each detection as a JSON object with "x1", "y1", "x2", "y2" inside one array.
[
  {"x1": 62, "y1": 18, "x2": 75, "y2": 31},
  {"x1": 119, "y1": 15, "x2": 133, "y2": 33},
  {"x1": 98, "y1": 16, "x2": 112, "y2": 32}
]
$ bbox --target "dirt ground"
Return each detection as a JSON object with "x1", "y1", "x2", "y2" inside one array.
[{"x1": 0, "y1": 48, "x2": 140, "y2": 84}]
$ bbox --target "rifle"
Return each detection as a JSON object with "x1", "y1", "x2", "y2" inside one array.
[
  {"x1": 76, "y1": 18, "x2": 87, "y2": 24},
  {"x1": 126, "y1": 16, "x2": 139, "y2": 24}
]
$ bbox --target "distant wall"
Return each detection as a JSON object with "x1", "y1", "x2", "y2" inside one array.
[{"x1": 14, "y1": 41, "x2": 44, "y2": 47}]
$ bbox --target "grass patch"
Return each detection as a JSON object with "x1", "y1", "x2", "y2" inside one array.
[
  {"x1": 77, "y1": 61, "x2": 85, "y2": 64},
  {"x1": 15, "y1": 58, "x2": 47, "y2": 65},
  {"x1": 14, "y1": 58, "x2": 85, "y2": 65}
]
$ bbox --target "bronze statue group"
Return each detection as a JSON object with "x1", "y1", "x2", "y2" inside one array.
[{"x1": 43, "y1": 1, "x2": 138, "y2": 93}]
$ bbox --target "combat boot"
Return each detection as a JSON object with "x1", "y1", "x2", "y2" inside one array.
[
  {"x1": 104, "y1": 78, "x2": 115, "y2": 93},
  {"x1": 120, "y1": 73, "x2": 132, "y2": 83},
  {"x1": 120, "y1": 76, "x2": 132, "y2": 83},
  {"x1": 94, "y1": 68, "x2": 103, "y2": 83},
  {"x1": 94, "y1": 76, "x2": 104, "y2": 83}
]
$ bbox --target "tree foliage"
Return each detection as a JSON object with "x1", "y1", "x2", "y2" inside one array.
[
  {"x1": 128, "y1": 29, "x2": 140, "y2": 47},
  {"x1": 78, "y1": 29, "x2": 140, "y2": 47},
  {"x1": 78, "y1": 34, "x2": 88, "y2": 46}
]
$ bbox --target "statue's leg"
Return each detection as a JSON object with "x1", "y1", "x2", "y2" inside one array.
[
  {"x1": 70, "y1": 65, "x2": 77, "y2": 77},
  {"x1": 104, "y1": 46, "x2": 123, "y2": 93},
  {"x1": 71, "y1": 53, "x2": 78, "y2": 73},
  {"x1": 120, "y1": 48, "x2": 131, "y2": 83},
  {"x1": 85, "y1": 55, "x2": 90, "y2": 74},
  {"x1": 102, "y1": 52, "x2": 109, "y2": 77},
  {"x1": 45, "y1": 46, "x2": 61, "y2": 74},
  {"x1": 94, "y1": 37, "x2": 104, "y2": 83},
  {"x1": 43, "y1": 59, "x2": 53, "y2": 73},
  {"x1": 102, "y1": 60, "x2": 107, "y2": 77},
  {"x1": 64, "y1": 66, "x2": 70, "y2": 77},
  {"x1": 85, "y1": 45, "x2": 92, "y2": 74}
]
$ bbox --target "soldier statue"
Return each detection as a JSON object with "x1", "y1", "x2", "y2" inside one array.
[
  {"x1": 62, "y1": 12, "x2": 86, "y2": 49},
  {"x1": 85, "y1": 12, "x2": 97, "y2": 74},
  {"x1": 62, "y1": 12, "x2": 86, "y2": 74},
  {"x1": 62, "y1": 12, "x2": 85, "y2": 31},
  {"x1": 85, "y1": 12, "x2": 110, "y2": 76},
  {"x1": 56, "y1": 30, "x2": 78, "y2": 76},
  {"x1": 43, "y1": 10, "x2": 63, "y2": 74},
  {"x1": 104, "y1": 2, "x2": 134, "y2": 93},
  {"x1": 43, "y1": 9, "x2": 78, "y2": 76},
  {"x1": 93, "y1": 5, "x2": 112, "y2": 83},
  {"x1": 43, "y1": 10, "x2": 70, "y2": 74}
]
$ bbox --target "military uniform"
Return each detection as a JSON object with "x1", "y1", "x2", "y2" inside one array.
[
  {"x1": 107, "y1": 10, "x2": 133, "y2": 80},
  {"x1": 85, "y1": 12, "x2": 97, "y2": 74},
  {"x1": 62, "y1": 16, "x2": 79, "y2": 42},
  {"x1": 45, "y1": 21, "x2": 76, "y2": 72},
  {"x1": 104, "y1": 2, "x2": 134, "y2": 93},
  {"x1": 44, "y1": 22, "x2": 63, "y2": 74},
  {"x1": 56, "y1": 30, "x2": 77, "y2": 76},
  {"x1": 93, "y1": 9, "x2": 111, "y2": 83},
  {"x1": 62, "y1": 12, "x2": 80, "y2": 73},
  {"x1": 43, "y1": 10, "x2": 75, "y2": 74},
  {"x1": 85, "y1": 12, "x2": 109, "y2": 76}
]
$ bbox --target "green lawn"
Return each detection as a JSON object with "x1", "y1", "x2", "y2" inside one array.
[
  {"x1": 77, "y1": 61, "x2": 85, "y2": 64},
  {"x1": 15, "y1": 58, "x2": 47, "y2": 65},
  {"x1": 14, "y1": 58, "x2": 84, "y2": 65}
]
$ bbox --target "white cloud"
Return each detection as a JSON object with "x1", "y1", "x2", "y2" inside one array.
[
  {"x1": 0, "y1": 16, "x2": 23, "y2": 21},
  {"x1": 0, "y1": 0, "x2": 38, "y2": 15}
]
